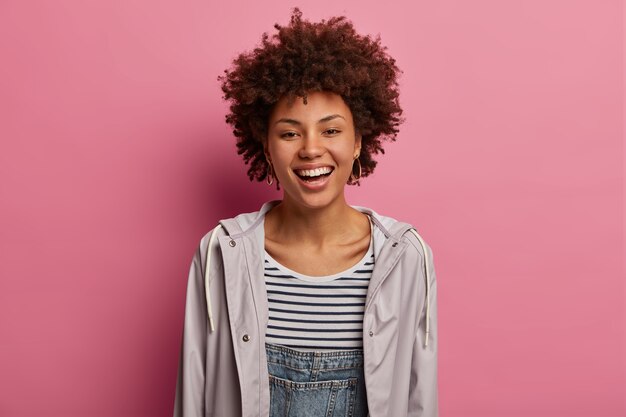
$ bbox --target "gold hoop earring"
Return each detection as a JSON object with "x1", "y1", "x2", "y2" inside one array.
[{"x1": 350, "y1": 155, "x2": 362, "y2": 182}]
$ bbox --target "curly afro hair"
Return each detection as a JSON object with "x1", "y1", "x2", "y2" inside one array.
[{"x1": 218, "y1": 7, "x2": 403, "y2": 187}]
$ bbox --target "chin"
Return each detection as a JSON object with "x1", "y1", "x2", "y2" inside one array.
[
  {"x1": 278, "y1": 171, "x2": 349, "y2": 210},
  {"x1": 288, "y1": 190, "x2": 345, "y2": 210}
]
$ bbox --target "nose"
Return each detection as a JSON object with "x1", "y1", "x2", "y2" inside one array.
[{"x1": 298, "y1": 134, "x2": 325, "y2": 159}]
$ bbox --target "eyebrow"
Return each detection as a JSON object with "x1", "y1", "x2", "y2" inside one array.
[{"x1": 273, "y1": 114, "x2": 346, "y2": 126}]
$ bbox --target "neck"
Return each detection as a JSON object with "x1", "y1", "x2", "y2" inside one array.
[{"x1": 267, "y1": 194, "x2": 360, "y2": 247}]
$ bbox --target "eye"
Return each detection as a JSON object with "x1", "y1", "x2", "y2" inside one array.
[
  {"x1": 280, "y1": 131, "x2": 299, "y2": 139},
  {"x1": 324, "y1": 128, "x2": 341, "y2": 136}
]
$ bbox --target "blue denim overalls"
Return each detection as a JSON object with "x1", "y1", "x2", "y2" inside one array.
[{"x1": 266, "y1": 342, "x2": 369, "y2": 417}]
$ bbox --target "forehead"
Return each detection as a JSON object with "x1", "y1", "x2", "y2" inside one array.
[{"x1": 269, "y1": 91, "x2": 353, "y2": 122}]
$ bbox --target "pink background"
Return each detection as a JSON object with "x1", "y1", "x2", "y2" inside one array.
[{"x1": 0, "y1": 0, "x2": 623, "y2": 416}]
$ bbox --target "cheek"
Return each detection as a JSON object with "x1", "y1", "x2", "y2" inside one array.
[
  {"x1": 333, "y1": 144, "x2": 358, "y2": 165},
  {"x1": 268, "y1": 144, "x2": 294, "y2": 172}
]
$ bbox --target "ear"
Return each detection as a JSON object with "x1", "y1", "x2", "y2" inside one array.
[
  {"x1": 262, "y1": 137, "x2": 271, "y2": 161},
  {"x1": 354, "y1": 133, "x2": 362, "y2": 156}
]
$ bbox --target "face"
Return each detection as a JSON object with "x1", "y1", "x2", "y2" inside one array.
[{"x1": 265, "y1": 91, "x2": 362, "y2": 210}]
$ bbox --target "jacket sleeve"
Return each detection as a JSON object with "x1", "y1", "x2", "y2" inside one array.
[
  {"x1": 408, "y1": 241, "x2": 438, "y2": 417},
  {"x1": 173, "y1": 238, "x2": 208, "y2": 417}
]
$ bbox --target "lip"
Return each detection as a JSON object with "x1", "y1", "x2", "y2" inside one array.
[{"x1": 294, "y1": 168, "x2": 334, "y2": 191}]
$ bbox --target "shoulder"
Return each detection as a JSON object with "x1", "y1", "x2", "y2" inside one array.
[
  {"x1": 402, "y1": 228, "x2": 433, "y2": 261},
  {"x1": 356, "y1": 204, "x2": 434, "y2": 264},
  {"x1": 198, "y1": 223, "x2": 228, "y2": 246},
  {"x1": 196, "y1": 201, "x2": 272, "y2": 244}
]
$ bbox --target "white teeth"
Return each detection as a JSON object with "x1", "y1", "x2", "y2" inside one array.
[{"x1": 295, "y1": 167, "x2": 333, "y2": 177}]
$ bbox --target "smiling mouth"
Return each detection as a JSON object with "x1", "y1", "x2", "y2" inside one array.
[{"x1": 293, "y1": 167, "x2": 335, "y2": 182}]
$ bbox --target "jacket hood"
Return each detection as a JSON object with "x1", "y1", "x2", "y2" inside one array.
[{"x1": 220, "y1": 199, "x2": 411, "y2": 261}]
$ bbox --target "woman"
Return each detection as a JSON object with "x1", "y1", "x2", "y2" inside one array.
[{"x1": 174, "y1": 8, "x2": 438, "y2": 417}]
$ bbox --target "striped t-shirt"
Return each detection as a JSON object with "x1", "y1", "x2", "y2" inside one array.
[{"x1": 264, "y1": 217, "x2": 374, "y2": 351}]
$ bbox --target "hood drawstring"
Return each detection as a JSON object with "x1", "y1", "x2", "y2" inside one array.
[
  {"x1": 408, "y1": 229, "x2": 431, "y2": 348},
  {"x1": 205, "y1": 225, "x2": 223, "y2": 333}
]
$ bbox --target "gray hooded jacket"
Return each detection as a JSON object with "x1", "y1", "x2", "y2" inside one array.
[{"x1": 173, "y1": 200, "x2": 438, "y2": 416}]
